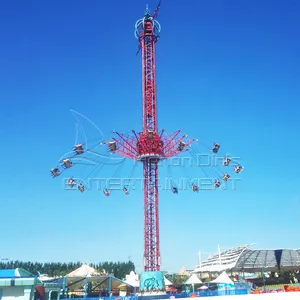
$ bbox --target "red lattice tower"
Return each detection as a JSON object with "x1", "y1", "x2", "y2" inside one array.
[{"x1": 109, "y1": 5, "x2": 195, "y2": 271}]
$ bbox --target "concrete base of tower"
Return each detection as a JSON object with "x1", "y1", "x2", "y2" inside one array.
[{"x1": 139, "y1": 271, "x2": 166, "y2": 293}]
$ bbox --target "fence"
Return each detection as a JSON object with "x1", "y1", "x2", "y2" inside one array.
[{"x1": 71, "y1": 289, "x2": 248, "y2": 300}]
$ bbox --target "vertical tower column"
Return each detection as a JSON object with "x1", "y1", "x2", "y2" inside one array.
[
  {"x1": 141, "y1": 14, "x2": 160, "y2": 272},
  {"x1": 143, "y1": 158, "x2": 160, "y2": 271},
  {"x1": 141, "y1": 19, "x2": 157, "y2": 131},
  {"x1": 114, "y1": 4, "x2": 196, "y2": 276},
  {"x1": 135, "y1": 8, "x2": 162, "y2": 272},
  {"x1": 115, "y1": 4, "x2": 195, "y2": 278}
]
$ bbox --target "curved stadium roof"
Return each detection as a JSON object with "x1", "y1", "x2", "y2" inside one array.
[{"x1": 192, "y1": 244, "x2": 300, "y2": 273}]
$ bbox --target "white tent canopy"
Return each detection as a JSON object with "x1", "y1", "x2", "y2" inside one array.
[
  {"x1": 164, "y1": 277, "x2": 173, "y2": 286},
  {"x1": 119, "y1": 271, "x2": 139, "y2": 288},
  {"x1": 210, "y1": 271, "x2": 234, "y2": 285},
  {"x1": 122, "y1": 278, "x2": 139, "y2": 288},
  {"x1": 66, "y1": 264, "x2": 100, "y2": 277},
  {"x1": 185, "y1": 274, "x2": 202, "y2": 285},
  {"x1": 198, "y1": 285, "x2": 208, "y2": 290}
]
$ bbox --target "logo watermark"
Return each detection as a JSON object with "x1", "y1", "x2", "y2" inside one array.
[{"x1": 63, "y1": 176, "x2": 241, "y2": 192}]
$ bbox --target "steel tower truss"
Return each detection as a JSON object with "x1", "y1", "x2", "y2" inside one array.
[{"x1": 109, "y1": 7, "x2": 195, "y2": 271}]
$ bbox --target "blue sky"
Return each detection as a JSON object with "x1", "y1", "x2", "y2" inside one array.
[{"x1": 0, "y1": 0, "x2": 300, "y2": 274}]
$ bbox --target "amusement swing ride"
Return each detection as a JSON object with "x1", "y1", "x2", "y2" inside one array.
[{"x1": 50, "y1": 1, "x2": 243, "y2": 275}]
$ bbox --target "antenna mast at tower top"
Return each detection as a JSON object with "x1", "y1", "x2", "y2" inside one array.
[{"x1": 152, "y1": 0, "x2": 162, "y2": 19}]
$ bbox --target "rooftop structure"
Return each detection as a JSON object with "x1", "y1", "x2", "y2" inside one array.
[
  {"x1": 0, "y1": 268, "x2": 60, "y2": 300},
  {"x1": 193, "y1": 244, "x2": 252, "y2": 273},
  {"x1": 193, "y1": 244, "x2": 300, "y2": 273}
]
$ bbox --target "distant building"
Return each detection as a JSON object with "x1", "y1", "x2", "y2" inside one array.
[
  {"x1": 0, "y1": 268, "x2": 60, "y2": 300},
  {"x1": 178, "y1": 268, "x2": 190, "y2": 276},
  {"x1": 192, "y1": 244, "x2": 300, "y2": 274}
]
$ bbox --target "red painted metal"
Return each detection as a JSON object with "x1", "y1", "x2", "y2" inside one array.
[
  {"x1": 110, "y1": 6, "x2": 195, "y2": 272},
  {"x1": 141, "y1": 18, "x2": 157, "y2": 132},
  {"x1": 143, "y1": 158, "x2": 160, "y2": 271}
]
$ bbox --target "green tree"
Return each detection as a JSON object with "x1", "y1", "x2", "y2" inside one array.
[
  {"x1": 0, "y1": 260, "x2": 135, "y2": 279},
  {"x1": 170, "y1": 274, "x2": 189, "y2": 285}
]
